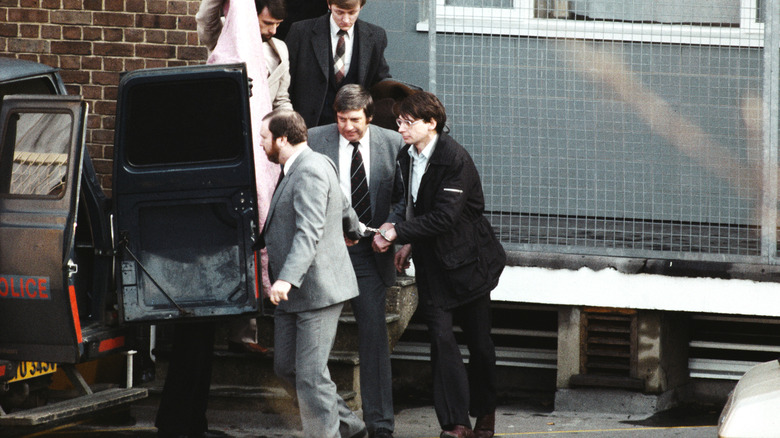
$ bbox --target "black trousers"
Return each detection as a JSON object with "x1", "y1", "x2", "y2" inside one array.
[
  {"x1": 155, "y1": 321, "x2": 215, "y2": 436},
  {"x1": 418, "y1": 293, "x2": 497, "y2": 429}
]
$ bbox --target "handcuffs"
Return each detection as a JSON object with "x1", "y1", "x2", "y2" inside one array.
[{"x1": 365, "y1": 226, "x2": 392, "y2": 241}]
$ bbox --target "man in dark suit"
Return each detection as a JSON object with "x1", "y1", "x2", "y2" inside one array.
[
  {"x1": 285, "y1": 0, "x2": 391, "y2": 127},
  {"x1": 373, "y1": 92, "x2": 506, "y2": 438},
  {"x1": 260, "y1": 109, "x2": 367, "y2": 438},
  {"x1": 308, "y1": 85, "x2": 405, "y2": 438}
]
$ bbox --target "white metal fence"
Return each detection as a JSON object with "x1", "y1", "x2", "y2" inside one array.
[{"x1": 421, "y1": 0, "x2": 780, "y2": 264}]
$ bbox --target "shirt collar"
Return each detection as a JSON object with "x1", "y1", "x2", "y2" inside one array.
[
  {"x1": 408, "y1": 134, "x2": 438, "y2": 161},
  {"x1": 339, "y1": 128, "x2": 370, "y2": 151},
  {"x1": 283, "y1": 146, "x2": 306, "y2": 174},
  {"x1": 329, "y1": 15, "x2": 355, "y2": 39}
]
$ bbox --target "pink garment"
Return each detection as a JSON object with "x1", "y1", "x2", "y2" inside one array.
[{"x1": 208, "y1": 0, "x2": 278, "y2": 296}]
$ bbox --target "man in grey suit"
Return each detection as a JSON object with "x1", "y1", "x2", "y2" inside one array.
[
  {"x1": 260, "y1": 109, "x2": 367, "y2": 438},
  {"x1": 308, "y1": 85, "x2": 405, "y2": 438},
  {"x1": 285, "y1": 0, "x2": 391, "y2": 127}
]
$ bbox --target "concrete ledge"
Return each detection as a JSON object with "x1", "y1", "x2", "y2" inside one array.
[{"x1": 493, "y1": 265, "x2": 780, "y2": 317}]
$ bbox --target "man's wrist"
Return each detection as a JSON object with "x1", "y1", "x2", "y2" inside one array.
[
  {"x1": 382, "y1": 226, "x2": 398, "y2": 242},
  {"x1": 379, "y1": 228, "x2": 392, "y2": 242}
]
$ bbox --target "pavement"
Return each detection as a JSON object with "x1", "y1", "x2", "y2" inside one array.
[{"x1": 8, "y1": 393, "x2": 721, "y2": 438}]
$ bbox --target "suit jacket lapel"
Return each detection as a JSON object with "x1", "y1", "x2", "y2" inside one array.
[
  {"x1": 312, "y1": 15, "x2": 331, "y2": 81},
  {"x1": 322, "y1": 126, "x2": 340, "y2": 165},
  {"x1": 368, "y1": 125, "x2": 383, "y2": 218},
  {"x1": 266, "y1": 39, "x2": 281, "y2": 80},
  {"x1": 417, "y1": 135, "x2": 445, "y2": 201},
  {"x1": 267, "y1": 147, "x2": 311, "y2": 226},
  {"x1": 355, "y1": 20, "x2": 371, "y2": 85}
]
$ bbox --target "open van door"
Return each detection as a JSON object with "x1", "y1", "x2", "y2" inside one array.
[
  {"x1": 113, "y1": 63, "x2": 260, "y2": 323},
  {"x1": 0, "y1": 95, "x2": 88, "y2": 364}
]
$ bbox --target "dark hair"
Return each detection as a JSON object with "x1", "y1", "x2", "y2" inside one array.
[
  {"x1": 255, "y1": 0, "x2": 287, "y2": 20},
  {"x1": 396, "y1": 91, "x2": 447, "y2": 134},
  {"x1": 263, "y1": 109, "x2": 308, "y2": 144},
  {"x1": 333, "y1": 84, "x2": 374, "y2": 118},
  {"x1": 328, "y1": 0, "x2": 366, "y2": 9}
]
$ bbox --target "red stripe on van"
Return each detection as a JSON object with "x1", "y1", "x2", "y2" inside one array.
[
  {"x1": 68, "y1": 285, "x2": 83, "y2": 343},
  {"x1": 99, "y1": 336, "x2": 125, "y2": 353}
]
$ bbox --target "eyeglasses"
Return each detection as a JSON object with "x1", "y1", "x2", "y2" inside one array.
[{"x1": 395, "y1": 118, "x2": 423, "y2": 128}]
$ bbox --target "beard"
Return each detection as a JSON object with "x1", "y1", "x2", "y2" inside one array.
[{"x1": 264, "y1": 143, "x2": 280, "y2": 164}]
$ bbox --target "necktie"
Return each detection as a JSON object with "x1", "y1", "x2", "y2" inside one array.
[
  {"x1": 350, "y1": 142, "x2": 371, "y2": 224},
  {"x1": 273, "y1": 166, "x2": 284, "y2": 194},
  {"x1": 334, "y1": 30, "x2": 347, "y2": 83}
]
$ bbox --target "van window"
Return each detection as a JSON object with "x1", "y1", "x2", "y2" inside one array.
[
  {"x1": 124, "y1": 78, "x2": 245, "y2": 167},
  {"x1": 0, "y1": 111, "x2": 70, "y2": 197}
]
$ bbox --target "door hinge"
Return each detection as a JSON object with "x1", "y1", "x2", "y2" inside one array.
[{"x1": 67, "y1": 259, "x2": 79, "y2": 278}]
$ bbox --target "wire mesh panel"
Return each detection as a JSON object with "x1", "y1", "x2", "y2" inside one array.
[
  {"x1": 4, "y1": 113, "x2": 70, "y2": 197},
  {"x1": 426, "y1": 0, "x2": 775, "y2": 263}
]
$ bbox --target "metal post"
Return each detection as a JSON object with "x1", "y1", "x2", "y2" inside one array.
[
  {"x1": 124, "y1": 350, "x2": 137, "y2": 389},
  {"x1": 761, "y1": 0, "x2": 780, "y2": 263},
  {"x1": 428, "y1": 0, "x2": 437, "y2": 94}
]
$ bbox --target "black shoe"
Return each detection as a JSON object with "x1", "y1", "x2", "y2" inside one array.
[{"x1": 372, "y1": 428, "x2": 394, "y2": 438}]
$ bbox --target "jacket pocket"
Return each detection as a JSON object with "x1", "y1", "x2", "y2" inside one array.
[
  {"x1": 435, "y1": 222, "x2": 486, "y2": 296},
  {"x1": 435, "y1": 217, "x2": 506, "y2": 297}
]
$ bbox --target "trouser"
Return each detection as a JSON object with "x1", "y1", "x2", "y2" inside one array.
[
  {"x1": 417, "y1": 293, "x2": 497, "y2": 429},
  {"x1": 274, "y1": 303, "x2": 366, "y2": 438},
  {"x1": 350, "y1": 249, "x2": 394, "y2": 433},
  {"x1": 155, "y1": 321, "x2": 215, "y2": 436}
]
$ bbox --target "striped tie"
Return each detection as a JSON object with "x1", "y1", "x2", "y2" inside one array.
[
  {"x1": 350, "y1": 142, "x2": 371, "y2": 224},
  {"x1": 334, "y1": 30, "x2": 347, "y2": 83}
]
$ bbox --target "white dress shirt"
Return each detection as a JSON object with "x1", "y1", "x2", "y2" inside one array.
[
  {"x1": 283, "y1": 146, "x2": 306, "y2": 176},
  {"x1": 408, "y1": 135, "x2": 438, "y2": 203},
  {"x1": 338, "y1": 129, "x2": 371, "y2": 204},
  {"x1": 329, "y1": 17, "x2": 355, "y2": 76}
]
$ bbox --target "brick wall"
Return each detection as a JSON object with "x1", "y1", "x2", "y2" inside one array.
[{"x1": 0, "y1": 0, "x2": 208, "y2": 191}]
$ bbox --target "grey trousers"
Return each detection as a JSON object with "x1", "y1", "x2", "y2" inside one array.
[{"x1": 274, "y1": 302, "x2": 365, "y2": 438}]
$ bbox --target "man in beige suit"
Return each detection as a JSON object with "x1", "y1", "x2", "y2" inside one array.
[
  {"x1": 197, "y1": 0, "x2": 293, "y2": 111},
  {"x1": 197, "y1": 0, "x2": 292, "y2": 354}
]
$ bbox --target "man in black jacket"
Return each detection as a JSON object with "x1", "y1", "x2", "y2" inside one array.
[{"x1": 373, "y1": 92, "x2": 505, "y2": 438}]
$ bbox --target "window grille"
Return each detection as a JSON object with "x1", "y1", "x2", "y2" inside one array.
[{"x1": 420, "y1": 0, "x2": 780, "y2": 263}]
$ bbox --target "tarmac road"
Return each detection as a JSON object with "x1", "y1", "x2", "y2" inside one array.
[{"x1": 6, "y1": 397, "x2": 720, "y2": 438}]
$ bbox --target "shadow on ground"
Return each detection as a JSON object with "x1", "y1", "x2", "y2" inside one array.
[{"x1": 622, "y1": 403, "x2": 723, "y2": 428}]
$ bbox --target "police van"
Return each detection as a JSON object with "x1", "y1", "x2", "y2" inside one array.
[{"x1": 0, "y1": 57, "x2": 260, "y2": 427}]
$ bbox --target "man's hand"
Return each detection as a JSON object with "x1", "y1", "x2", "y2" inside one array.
[
  {"x1": 345, "y1": 235, "x2": 359, "y2": 247},
  {"x1": 372, "y1": 222, "x2": 396, "y2": 253},
  {"x1": 269, "y1": 280, "x2": 292, "y2": 305},
  {"x1": 394, "y1": 244, "x2": 412, "y2": 273}
]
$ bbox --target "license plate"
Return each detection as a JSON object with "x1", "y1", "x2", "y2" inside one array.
[{"x1": 9, "y1": 361, "x2": 57, "y2": 382}]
